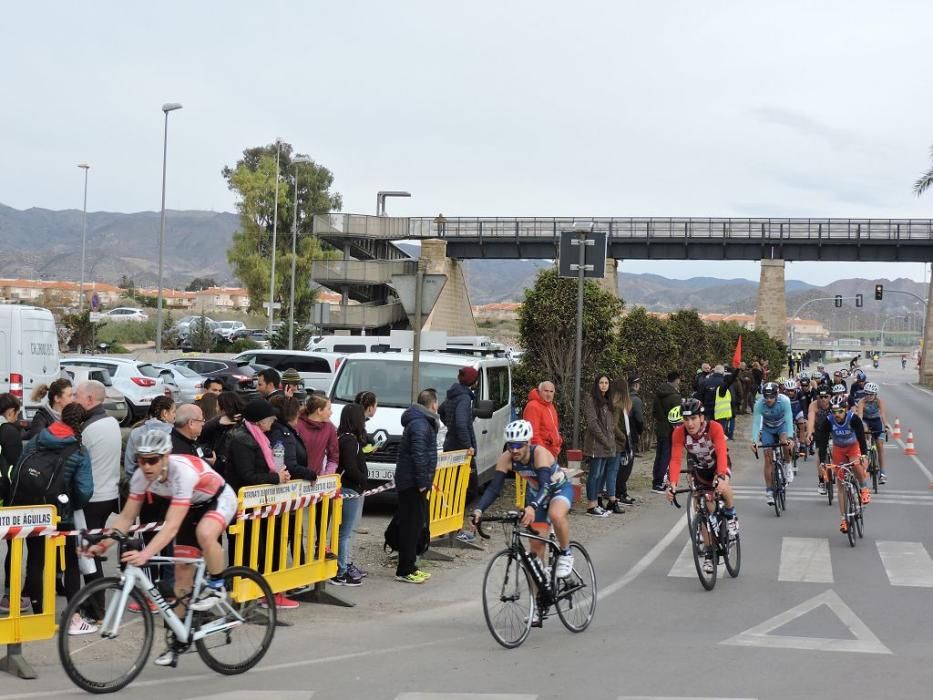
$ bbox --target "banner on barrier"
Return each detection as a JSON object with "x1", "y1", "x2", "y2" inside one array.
[
  {"x1": 0, "y1": 506, "x2": 54, "y2": 528},
  {"x1": 239, "y1": 475, "x2": 339, "y2": 510},
  {"x1": 436, "y1": 449, "x2": 470, "y2": 470}
]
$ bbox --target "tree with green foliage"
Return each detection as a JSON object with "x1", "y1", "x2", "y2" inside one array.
[
  {"x1": 223, "y1": 142, "x2": 341, "y2": 322},
  {"x1": 186, "y1": 277, "x2": 218, "y2": 292},
  {"x1": 514, "y1": 268, "x2": 624, "y2": 450},
  {"x1": 666, "y1": 309, "x2": 711, "y2": 383},
  {"x1": 187, "y1": 311, "x2": 216, "y2": 353},
  {"x1": 62, "y1": 310, "x2": 98, "y2": 351},
  {"x1": 618, "y1": 306, "x2": 675, "y2": 443},
  {"x1": 269, "y1": 322, "x2": 315, "y2": 351}
]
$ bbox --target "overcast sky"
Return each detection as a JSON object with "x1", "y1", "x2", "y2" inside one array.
[{"x1": 3, "y1": 1, "x2": 932, "y2": 285}]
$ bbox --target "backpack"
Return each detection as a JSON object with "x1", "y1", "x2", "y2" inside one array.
[
  {"x1": 383, "y1": 506, "x2": 430, "y2": 555},
  {"x1": 8, "y1": 443, "x2": 79, "y2": 509}
]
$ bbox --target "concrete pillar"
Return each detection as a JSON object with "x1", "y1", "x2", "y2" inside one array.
[
  {"x1": 921, "y1": 271, "x2": 933, "y2": 387},
  {"x1": 755, "y1": 259, "x2": 787, "y2": 342},
  {"x1": 597, "y1": 258, "x2": 619, "y2": 298},
  {"x1": 418, "y1": 239, "x2": 478, "y2": 335}
]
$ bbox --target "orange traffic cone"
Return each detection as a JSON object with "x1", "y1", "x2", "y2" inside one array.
[
  {"x1": 903, "y1": 430, "x2": 917, "y2": 456},
  {"x1": 892, "y1": 417, "x2": 902, "y2": 440}
]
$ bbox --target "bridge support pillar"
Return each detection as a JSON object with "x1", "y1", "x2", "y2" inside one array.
[
  {"x1": 755, "y1": 259, "x2": 787, "y2": 342},
  {"x1": 597, "y1": 258, "x2": 619, "y2": 298},
  {"x1": 419, "y1": 239, "x2": 478, "y2": 335},
  {"x1": 921, "y1": 269, "x2": 933, "y2": 387}
]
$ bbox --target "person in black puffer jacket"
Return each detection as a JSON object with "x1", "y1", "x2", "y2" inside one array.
[
  {"x1": 27, "y1": 378, "x2": 74, "y2": 440},
  {"x1": 439, "y1": 366, "x2": 479, "y2": 526},
  {"x1": 331, "y1": 404, "x2": 369, "y2": 586}
]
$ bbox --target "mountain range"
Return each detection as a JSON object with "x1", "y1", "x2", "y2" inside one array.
[{"x1": 0, "y1": 203, "x2": 927, "y2": 318}]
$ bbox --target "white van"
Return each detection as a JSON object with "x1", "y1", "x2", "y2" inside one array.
[
  {"x1": 327, "y1": 352, "x2": 512, "y2": 485},
  {"x1": 230, "y1": 349, "x2": 345, "y2": 392},
  {"x1": 0, "y1": 305, "x2": 61, "y2": 418}
]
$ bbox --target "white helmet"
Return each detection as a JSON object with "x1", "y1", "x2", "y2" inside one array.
[
  {"x1": 864, "y1": 382, "x2": 880, "y2": 395},
  {"x1": 136, "y1": 430, "x2": 172, "y2": 456},
  {"x1": 504, "y1": 420, "x2": 533, "y2": 443},
  {"x1": 783, "y1": 378, "x2": 797, "y2": 391},
  {"x1": 832, "y1": 383, "x2": 847, "y2": 395},
  {"x1": 798, "y1": 371, "x2": 810, "y2": 382}
]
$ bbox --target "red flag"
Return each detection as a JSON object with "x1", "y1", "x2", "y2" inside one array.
[{"x1": 732, "y1": 335, "x2": 743, "y2": 367}]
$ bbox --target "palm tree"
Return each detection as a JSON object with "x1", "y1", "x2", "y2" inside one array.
[{"x1": 914, "y1": 145, "x2": 933, "y2": 196}]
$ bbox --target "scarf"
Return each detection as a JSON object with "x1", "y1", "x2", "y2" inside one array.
[
  {"x1": 40, "y1": 398, "x2": 62, "y2": 422},
  {"x1": 244, "y1": 420, "x2": 277, "y2": 473}
]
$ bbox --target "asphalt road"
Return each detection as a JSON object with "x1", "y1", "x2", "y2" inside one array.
[{"x1": 4, "y1": 357, "x2": 933, "y2": 700}]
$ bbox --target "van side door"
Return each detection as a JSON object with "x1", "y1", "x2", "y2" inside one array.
[{"x1": 475, "y1": 363, "x2": 512, "y2": 483}]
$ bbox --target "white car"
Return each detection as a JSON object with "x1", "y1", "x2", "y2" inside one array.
[
  {"x1": 213, "y1": 320, "x2": 246, "y2": 341},
  {"x1": 152, "y1": 363, "x2": 205, "y2": 403},
  {"x1": 104, "y1": 307, "x2": 149, "y2": 322},
  {"x1": 231, "y1": 349, "x2": 344, "y2": 393},
  {"x1": 60, "y1": 365, "x2": 129, "y2": 425},
  {"x1": 60, "y1": 356, "x2": 171, "y2": 422}
]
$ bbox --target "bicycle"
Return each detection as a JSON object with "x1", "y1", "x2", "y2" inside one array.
[
  {"x1": 753, "y1": 442, "x2": 788, "y2": 517},
  {"x1": 475, "y1": 511, "x2": 596, "y2": 648},
  {"x1": 865, "y1": 433, "x2": 881, "y2": 494},
  {"x1": 58, "y1": 530, "x2": 276, "y2": 694},
  {"x1": 835, "y1": 461, "x2": 865, "y2": 547},
  {"x1": 670, "y1": 481, "x2": 740, "y2": 591}
]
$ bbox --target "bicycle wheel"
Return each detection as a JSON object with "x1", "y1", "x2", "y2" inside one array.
[
  {"x1": 482, "y1": 549, "x2": 534, "y2": 648},
  {"x1": 58, "y1": 577, "x2": 154, "y2": 694},
  {"x1": 719, "y1": 518, "x2": 741, "y2": 578},
  {"x1": 691, "y1": 515, "x2": 717, "y2": 591},
  {"x1": 854, "y1": 494, "x2": 864, "y2": 539},
  {"x1": 552, "y1": 541, "x2": 597, "y2": 633},
  {"x1": 772, "y1": 464, "x2": 783, "y2": 517},
  {"x1": 844, "y1": 484, "x2": 857, "y2": 547},
  {"x1": 826, "y1": 469, "x2": 834, "y2": 506},
  {"x1": 870, "y1": 450, "x2": 879, "y2": 493},
  {"x1": 195, "y1": 566, "x2": 276, "y2": 675}
]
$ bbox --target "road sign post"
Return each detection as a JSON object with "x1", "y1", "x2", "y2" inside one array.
[{"x1": 390, "y1": 272, "x2": 447, "y2": 401}]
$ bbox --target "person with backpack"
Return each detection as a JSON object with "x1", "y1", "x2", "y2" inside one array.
[
  {"x1": 199, "y1": 391, "x2": 243, "y2": 479},
  {"x1": 10, "y1": 403, "x2": 94, "y2": 634},
  {"x1": 393, "y1": 389, "x2": 439, "y2": 584},
  {"x1": 329, "y1": 404, "x2": 370, "y2": 587}
]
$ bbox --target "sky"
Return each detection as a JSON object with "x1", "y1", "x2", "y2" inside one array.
[{"x1": 2, "y1": 0, "x2": 932, "y2": 285}]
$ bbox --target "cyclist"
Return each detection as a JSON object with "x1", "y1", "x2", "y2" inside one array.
[
  {"x1": 832, "y1": 370, "x2": 848, "y2": 392},
  {"x1": 750, "y1": 382, "x2": 794, "y2": 506},
  {"x1": 806, "y1": 386, "x2": 834, "y2": 495},
  {"x1": 847, "y1": 368, "x2": 868, "y2": 408},
  {"x1": 471, "y1": 420, "x2": 574, "y2": 580},
  {"x1": 85, "y1": 430, "x2": 236, "y2": 667},
  {"x1": 872, "y1": 353, "x2": 880, "y2": 369},
  {"x1": 854, "y1": 382, "x2": 889, "y2": 484},
  {"x1": 815, "y1": 396, "x2": 871, "y2": 533},
  {"x1": 782, "y1": 378, "x2": 807, "y2": 465},
  {"x1": 665, "y1": 398, "x2": 737, "y2": 574},
  {"x1": 815, "y1": 364, "x2": 831, "y2": 386}
]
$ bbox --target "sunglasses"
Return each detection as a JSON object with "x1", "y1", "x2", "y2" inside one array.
[
  {"x1": 832, "y1": 408, "x2": 847, "y2": 414},
  {"x1": 507, "y1": 442, "x2": 528, "y2": 451},
  {"x1": 138, "y1": 455, "x2": 163, "y2": 466}
]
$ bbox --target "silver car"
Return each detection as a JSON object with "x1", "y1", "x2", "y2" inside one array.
[
  {"x1": 152, "y1": 363, "x2": 204, "y2": 404},
  {"x1": 60, "y1": 365, "x2": 129, "y2": 425}
]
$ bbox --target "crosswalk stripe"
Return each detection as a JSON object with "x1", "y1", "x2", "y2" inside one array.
[
  {"x1": 876, "y1": 541, "x2": 933, "y2": 587},
  {"x1": 778, "y1": 537, "x2": 833, "y2": 583},
  {"x1": 397, "y1": 695, "x2": 537, "y2": 700},
  {"x1": 618, "y1": 697, "x2": 758, "y2": 700}
]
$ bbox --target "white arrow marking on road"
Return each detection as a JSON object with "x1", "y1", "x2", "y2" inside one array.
[
  {"x1": 876, "y1": 541, "x2": 933, "y2": 587},
  {"x1": 721, "y1": 589, "x2": 892, "y2": 654},
  {"x1": 778, "y1": 537, "x2": 833, "y2": 583}
]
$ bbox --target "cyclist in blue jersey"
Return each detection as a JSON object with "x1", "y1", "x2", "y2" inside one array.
[
  {"x1": 848, "y1": 369, "x2": 868, "y2": 408},
  {"x1": 782, "y1": 378, "x2": 807, "y2": 463},
  {"x1": 854, "y1": 382, "x2": 889, "y2": 483},
  {"x1": 750, "y1": 382, "x2": 794, "y2": 505},
  {"x1": 815, "y1": 395, "x2": 871, "y2": 533},
  {"x1": 471, "y1": 420, "x2": 574, "y2": 580}
]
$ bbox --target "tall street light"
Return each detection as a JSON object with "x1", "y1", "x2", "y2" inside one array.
[
  {"x1": 156, "y1": 102, "x2": 183, "y2": 354},
  {"x1": 77, "y1": 163, "x2": 90, "y2": 312},
  {"x1": 268, "y1": 137, "x2": 283, "y2": 335},
  {"x1": 288, "y1": 154, "x2": 311, "y2": 349}
]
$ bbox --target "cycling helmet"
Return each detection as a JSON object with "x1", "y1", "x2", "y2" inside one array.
[
  {"x1": 832, "y1": 383, "x2": 847, "y2": 395},
  {"x1": 783, "y1": 379, "x2": 797, "y2": 391},
  {"x1": 680, "y1": 398, "x2": 704, "y2": 417},
  {"x1": 762, "y1": 382, "x2": 779, "y2": 398},
  {"x1": 817, "y1": 387, "x2": 831, "y2": 398},
  {"x1": 136, "y1": 430, "x2": 172, "y2": 456},
  {"x1": 667, "y1": 405, "x2": 683, "y2": 425},
  {"x1": 798, "y1": 371, "x2": 810, "y2": 382},
  {"x1": 854, "y1": 369, "x2": 866, "y2": 382},
  {"x1": 864, "y1": 382, "x2": 879, "y2": 395},
  {"x1": 830, "y1": 395, "x2": 848, "y2": 410},
  {"x1": 504, "y1": 420, "x2": 533, "y2": 443}
]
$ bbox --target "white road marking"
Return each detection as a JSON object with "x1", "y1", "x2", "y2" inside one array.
[
  {"x1": 619, "y1": 697, "x2": 758, "y2": 700},
  {"x1": 892, "y1": 437, "x2": 933, "y2": 481},
  {"x1": 778, "y1": 537, "x2": 833, "y2": 583},
  {"x1": 730, "y1": 487, "x2": 933, "y2": 506},
  {"x1": 906, "y1": 382, "x2": 933, "y2": 398},
  {"x1": 721, "y1": 589, "x2": 892, "y2": 654},
  {"x1": 876, "y1": 541, "x2": 933, "y2": 587},
  {"x1": 398, "y1": 695, "x2": 537, "y2": 700},
  {"x1": 599, "y1": 512, "x2": 687, "y2": 599},
  {"x1": 185, "y1": 693, "x2": 312, "y2": 700}
]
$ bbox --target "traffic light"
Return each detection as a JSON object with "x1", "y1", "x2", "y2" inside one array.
[
  {"x1": 875, "y1": 284, "x2": 884, "y2": 301},
  {"x1": 834, "y1": 294, "x2": 843, "y2": 308},
  {"x1": 855, "y1": 293, "x2": 863, "y2": 308}
]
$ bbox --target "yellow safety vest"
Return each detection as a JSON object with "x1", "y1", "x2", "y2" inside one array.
[{"x1": 714, "y1": 388, "x2": 733, "y2": 419}]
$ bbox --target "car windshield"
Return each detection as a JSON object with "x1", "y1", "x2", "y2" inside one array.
[
  {"x1": 162, "y1": 364, "x2": 200, "y2": 378},
  {"x1": 217, "y1": 321, "x2": 237, "y2": 328},
  {"x1": 136, "y1": 363, "x2": 161, "y2": 378},
  {"x1": 332, "y1": 359, "x2": 461, "y2": 408}
]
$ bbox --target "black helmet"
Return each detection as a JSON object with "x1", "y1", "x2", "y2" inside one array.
[
  {"x1": 680, "y1": 397, "x2": 704, "y2": 417},
  {"x1": 762, "y1": 382, "x2": 779, "y2": 398}
]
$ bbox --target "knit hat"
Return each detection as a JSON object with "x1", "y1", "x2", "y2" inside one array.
[
  {"x1": 458, "y1": 366, "x2": 479, "y2": 386},
  {"x1": 243, "y1": 398, "x2": 276, "y2": 423},
  {"x1": 280, "y1": 368, "x2": 302, "y2": 386}
]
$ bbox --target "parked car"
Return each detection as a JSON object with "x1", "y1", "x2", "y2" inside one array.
[
  {"x1": 151, "y1": 363, "x2": 204, "y2": 403},
  {"x1": 166, "y1": 357, "x2": 262, "y2": 395},
  {"x1": 232, "y1": 328, "x2": 271, "y2": 349},
  {"x1": 60, "y1": 365, "x2": 129, "y2": 425},
  {"x1": 213, "y1": 320, "x2": 246, "y2": 342},
  {"x1": 103, "y1": 307, "x2": 149, "y2": 322},
  {"x1": 59, "y1": 356, "x2": 169, "y2": 422},
  {"x1": 231, "y1": 350, "x2": 344, "y2": 392},
  {"x1": 0, "y1": 304, "x2": 60, "y2": 419},
  {"x1": 173, "y1": 315, "x2": 216, "y2": 337}
]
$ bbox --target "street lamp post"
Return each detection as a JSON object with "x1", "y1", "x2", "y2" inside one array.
[
  {"x1": 268, "y1": 138, "x2": 283, "y2": 335},
  {"x1": 77, "y1": 163, "x2": 90, "y2": 312},
  {"x1": 288, "y1": 155, "x2": 311, "y2": 349},
  {"x1": 156, "y1": 102, "x2": 183, "y2": 354}
]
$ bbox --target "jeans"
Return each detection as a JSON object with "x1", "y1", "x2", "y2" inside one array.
[
  {"x1": 586, "y1": 457, "x2": 610, "y2": 501},
  {"x1": 336, "y1": 488, "x2": 363, "y2": 576},
  {"x1": 601, "y1": 454, "x2": 622, "y2": 500},
  {"x1": 652, "y1": 435, "x2": 672, "y2": 489}
]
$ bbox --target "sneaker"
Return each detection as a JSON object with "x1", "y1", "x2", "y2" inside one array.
[
  {"x1": 586, "y1": 506, "x2": 609, "y2": 518},
  {"x1": 456, "y1": 530, "x2": 477, "y2": 543},
  {"x1": 330, "y1": 572, "x2": 362, "y2": 587},
  {"x1": 396, "y1": 572, "x2": 427, "y2": 584},
  {"x1": 608, "y1": 500, "x2": 626, "y2": 514},
  {"x1": 817, "y1": 482, "x2": 827, "y2": 496},
  {"x1": 839, "y1": 518, "x2": 849, "y2": 534},
  {"x1": 727, "y1": 518, "x2": 739, "y2": 540},
  {"x1": 129, "y1": 598, "x2": 159, "y2": 614},
  {"x1": 189, "y1": 585, "x2": 227, "y2": 612},
  {"x1": 153, "y1": 648, "x2": 177, "y2": 667},
  {"x1": 555, "y1": 553, "x2": 574, "y2": 579},
  {"x1": 413, "y1": 569, "x2": 432, "y2": 580},
  {"x1": 0, "y1": 595, "x2": 30, "y2": 614},
  {"x1": 651, "y1": 485, "x2": 666, "y2": 494},
  {"x1": 860, "y1": 487, "x2": 872, "y2": 505},
  {"x1": 526, "y1": 609, "x2": 542, "y2": 627},
  {"x1": 703, "y1": 555, "x2": 714, "y2": 574},
  {"x1": 809, "y1": 443, "x2": 816, "y2": 456},
  {"x1": 786, "y1": 469, "x2": 795, "y2": 484},
  {"x1": 879, "y1": 472, "x2": 887, "y2": 484},
  {"x1": 68, "y1": 613, "x2": 99, "y2": 636},
  {"x1": 260, "y1": 593, "x2": 300, "y2": 610},
  {"x1": 765, "y1": 490, "x2": 775, "y2": 506},
  {"x1": 324, "y1": 549, "x2": 337, "y2": 561},
  {"x1": 347, "y1": 562, "x2": 367, "y2": 579},
  {"x1": 619, "y1": 494, "x2": 636, "y2": 505}
]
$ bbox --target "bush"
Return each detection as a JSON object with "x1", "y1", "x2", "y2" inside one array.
[
  {"x1": 229, "y1": 338, "x2": 261, "y2": 353},
  {"x1": 96, "y1": 319, "x2": 157, "y2": 345}
]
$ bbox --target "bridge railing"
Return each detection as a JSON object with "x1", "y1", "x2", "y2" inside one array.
[
  {"x1": 313, "y1": 213, "x2": 410, "y2": 239},
  {"x1": 311, "y1": 259, "x2": 416, "y2": 284}
]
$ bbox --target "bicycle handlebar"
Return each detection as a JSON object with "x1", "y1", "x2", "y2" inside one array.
[{"x1": 472, "y1": 511, "x2": 521, "y2": 540}]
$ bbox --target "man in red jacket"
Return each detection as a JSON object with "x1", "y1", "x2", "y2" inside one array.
[{"x1": 523, "y1": 381, "x2": 563, "y2": 459}]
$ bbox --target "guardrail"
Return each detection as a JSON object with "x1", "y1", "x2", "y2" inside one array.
[
  {"x1": 317, "y1": 301, "x2": 407, "y2": 329},
  {"x1": 428, "y1": 450, "x2": 472, "y2": 540},
  {"x1": 312, "y1": 259, "x2": 416, "y2": 285}
]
